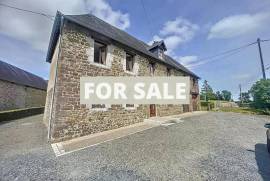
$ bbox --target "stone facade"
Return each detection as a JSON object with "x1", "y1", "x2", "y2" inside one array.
[
  {"x1": 44, "y1": 20, "x2": 200, "y2": 142},
  {"x1": 0, "y1": 80, "x2": 47, "y2": 111}
]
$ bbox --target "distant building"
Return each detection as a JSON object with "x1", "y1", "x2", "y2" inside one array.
[
  {"x1": 44, "y1": 12, "x2": 200, "y2": 142},
  {"x1": 0, "y1": 60, "x2": 47, "y2": 111}
]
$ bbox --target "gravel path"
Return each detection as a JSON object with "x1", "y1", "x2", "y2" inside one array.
[{"x1": 0, "y1": 112, "x2": 270, "y2": 180}]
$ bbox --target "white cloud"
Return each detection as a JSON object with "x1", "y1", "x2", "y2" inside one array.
[
  {"x1": 208, "y1": 12, "x2": 270, "y2": 39},
  {"x1": 85, "y1": 0, "x2": 130, "y2": 30},
  {"x1": 0, "y1": 0, "x2": 130, "y2": 51},
  {"x1": 160, "y1": 17, "x2": 199, "y2": 37},
  {"x1": 150, "y1": 17, "x2": 199, "y2": 54}
]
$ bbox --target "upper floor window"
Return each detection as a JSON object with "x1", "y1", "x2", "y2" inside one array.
[
  {"x1": 94, "y1": 41, "x2": 107, "y2": 65},
  {"x1": 149, "y1": 63, "x2": 155, "y2": 76},
  {"x1": 167, "y1": 68, "x2": 171, "y2": 76},
  {"x1": 158, "y1": 49, "x2": 164, "y2": 59},
  {"x1": 193, "y1": 78, "x2": 196, "y2": 86},
  {"x1": 126, "y1": 53, "x2": 134, "y2": 72}
]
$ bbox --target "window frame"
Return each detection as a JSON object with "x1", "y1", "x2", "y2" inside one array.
[
  {"x1": 149, "y1": 63, "x2": 155, "y2": 76},
  {"x1": 94, "y1": 40, "x2": 107, "y2": 65},
  {"x1": 125, "y1": 53, "x2": 135, "y2": 72}
]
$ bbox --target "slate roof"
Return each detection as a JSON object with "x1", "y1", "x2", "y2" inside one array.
[
  {"x1": 0, "y1": 60, "x2": 47, "y2": 90},
  {"x1": 47, "y1": 12, "x2": 199, "y2": 78}
]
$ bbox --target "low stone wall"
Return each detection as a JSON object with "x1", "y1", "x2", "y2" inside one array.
[
  {"x1": 0, "y1": 107, "x2": 44, "y2": 122},
  {"x1": 0, "y1": 80, "x2": 47, "y2": 111}
]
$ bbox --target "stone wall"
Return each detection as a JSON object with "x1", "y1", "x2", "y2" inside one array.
[
  {"x1": 0, "y1": 80, "x2": 46, "y2": 111},
  {"x1": 45, "y1": 20, "x2": 200, "y2": 142}
]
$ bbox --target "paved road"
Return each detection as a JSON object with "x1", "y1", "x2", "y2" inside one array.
[{"x1": 0, "y1": 112, "x2": 270, "y2": 180}]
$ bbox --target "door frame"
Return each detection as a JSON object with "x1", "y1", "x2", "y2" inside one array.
[{"x1": 149, "y1": 104, "x2": 157, "y2": 117}]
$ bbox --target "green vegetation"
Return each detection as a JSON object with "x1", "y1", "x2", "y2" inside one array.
[
  {"x1": 249, "y1": 79, "x2": 270, "y2": 110},
  {"x1": 200, "y1": 80, "x2": 232, "y2": 101},
  {"x1": 0, "y1": 107, "x2": 44, "y2": 122},
  {"x1": 215, "y1": 107, "x2": 270, "y2": 115},
  {"x1": 199, "y1": 79, "x2": 270, "y2": 115}
]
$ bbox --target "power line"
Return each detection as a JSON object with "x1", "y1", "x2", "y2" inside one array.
[
  {"x1": 194, "y1": 42, "x2": 257, "y2": 63},
  {"x1": 0, "y1": 3, "x2": 54, "y2": 20},
  {"x1": 188, "y1": 42, "x2": 256, "y2": 68},
  {"x1": 140, "y1": 0, "x2": 154, "y2": 37},
  {"x1": 261, "y1": 39, "x2": 270, "y2": 42}
]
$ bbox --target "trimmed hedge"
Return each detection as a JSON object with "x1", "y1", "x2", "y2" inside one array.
[{"x1": 0, "y1": 107, "x2": 44, "y2": 122}]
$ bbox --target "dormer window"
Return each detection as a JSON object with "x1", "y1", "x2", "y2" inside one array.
[
  {"x1": 158, "y1": 49, "x2": 164, "y2": 59},
  {"x1": 126, "y1": 53, "x2": 134, "y2": 72},
  {"x1": 148, "y1": 40, "x2": 167, "y2": 60},
  {"x1": 94, "y1": 41, "x2": 107, "y2": 65}
]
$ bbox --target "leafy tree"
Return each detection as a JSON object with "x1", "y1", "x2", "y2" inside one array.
[
  {"x1": 200, "y1": 80, "x2": 216, "y2": 101},
  {"x1": 239, "y1": 92, "x2": 250, "y2": 103},
  {"x1": 249, "y1": 79, "x2": 270, "y2": 109},
  {"x1": 221, "y1": 90, "x2": 232, "y2": 101},
  {"x1": 216, "y1": 91, "x2": 223, "y2": 100}
]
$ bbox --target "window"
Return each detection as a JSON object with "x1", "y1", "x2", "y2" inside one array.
[
  {"x1": 94, "y1": 41, "x2": 107, "y2": 64},
  {"x1": 158, "y1": 49, "x2": 164, "y2": 59},
  {"x1": 126, "y1": 104, "x2": 134, "y2": 108},
  {"x1": 91, "y1": 104, "x2": 106, "y2": 109},
  {"x1": 126, "y1": 53, "x2": 134, "y2": 72},
  {"x1": 192, "y1": 78, "x2": 196, "y2": 86},
  {"x1": 167, "y1": 68, "x2": 171, "y2": 76},
  {"x1": 149, "y1": 63, "x2": 155, "y2": 76}
]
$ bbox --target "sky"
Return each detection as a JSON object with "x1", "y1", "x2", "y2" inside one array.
[{"x1": 0, "y1": 0, "x2": 270, "y2": 100}]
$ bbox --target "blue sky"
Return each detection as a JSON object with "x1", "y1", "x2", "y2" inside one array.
[{"x1": 0, "y1": 0, "x2": 270, "y2": 100}]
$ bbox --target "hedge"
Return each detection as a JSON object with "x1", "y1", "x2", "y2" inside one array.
[{"x1": 0, "y1": 107, "x2": 44, "y2": 122}]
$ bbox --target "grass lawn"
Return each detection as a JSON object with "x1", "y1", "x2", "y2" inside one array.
[{"x1": 215, "y1": 107, "x2": 269, "y2": 115}]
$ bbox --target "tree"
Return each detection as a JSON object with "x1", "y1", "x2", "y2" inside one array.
[
  {"x1": 216, "y1": 91, "x2": 223, "y2": 100},
  {"x1": 249, "y1": 79, "x2": 270, "y2": 109},
  {"x1": 200, "y1": 80, "x2": 216, "y2": 101},
  {"x1": 221, "y1": 90, "x2": 232, "y2": 101},
  {"x1": 239, "y1": 92, "x2": 250, "y2": 103}
]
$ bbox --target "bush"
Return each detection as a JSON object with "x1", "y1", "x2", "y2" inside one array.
[
  {"x1": 200, "y1": 101, "x2": 215, "y2": 110},
  {"x1": 249, "y1": 79, "x2": 270, "y2": 110}
]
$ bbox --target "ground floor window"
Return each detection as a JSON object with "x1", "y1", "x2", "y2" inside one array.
[
  {"x1": 91, "y1": 104, "x2": 106, "y2": 109},
  {"x1": 126, "y1": 104, "x2": 134, "y2": 108}
]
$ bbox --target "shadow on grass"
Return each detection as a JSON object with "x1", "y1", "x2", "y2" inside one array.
[{"x1": 255, "y1": 143, "x2": 270, "y2": 180}]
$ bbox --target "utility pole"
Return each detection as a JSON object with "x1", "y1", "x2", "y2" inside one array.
[
  {"x1": 257, "y1": 38, "x2": 266, "y2": 79},
  {"x1": 239, "y1": 84, "x2": 242, "y2": 105}
]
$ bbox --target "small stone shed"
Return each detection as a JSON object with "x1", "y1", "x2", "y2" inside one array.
[{"x1": 0, "y1": 60, "x2": 47, "y2": 111}]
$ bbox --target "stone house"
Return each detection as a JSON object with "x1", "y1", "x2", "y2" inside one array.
[
  {"x1": 44, "y1": 12, "x2": 200, "y2": 142},
  {"x1": 0, "y1": 60, "x2": 47, "y2": 111}
]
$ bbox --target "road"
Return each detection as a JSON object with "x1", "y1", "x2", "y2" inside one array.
[{"x1": 0, "y1": 112, "x2": 270, "y2": 180}]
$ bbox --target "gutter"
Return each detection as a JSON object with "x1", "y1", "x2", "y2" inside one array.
[{"x1": 47, "y1": 15, "x2": 64, "y2": 141}]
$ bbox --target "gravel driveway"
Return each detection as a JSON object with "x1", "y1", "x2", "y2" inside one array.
[{"x1": 0, "y1": 112, "x2": 270, "y2": 180}]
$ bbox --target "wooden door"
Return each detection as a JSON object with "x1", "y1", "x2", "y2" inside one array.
[{"x1": 150, "y1": 104, "x2": 156, "y2": 117}]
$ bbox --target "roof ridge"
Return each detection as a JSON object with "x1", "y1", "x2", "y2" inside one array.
[
  {"x1": 0, "y1": 59, "x2": 46, "y2": 80},
  {"x1": 48, "y1": 12, "x2": 199, "y2": 78}
]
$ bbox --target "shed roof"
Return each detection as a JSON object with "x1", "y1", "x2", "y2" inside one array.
[
  {"x1": 0, "y1": 60, "x2": 47, "y2": 90},
  {"x1": 46, "y1": 12, "x2": 199, "y2": 79}
]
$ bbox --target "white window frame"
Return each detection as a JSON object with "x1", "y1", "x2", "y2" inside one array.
[
  {"x1": 89, "y1": 104, "x2": 111, "y2": 112},
  {"x1": 87, "y1": 37, "x2": 113, "y2": 69},
  {"x1": 123, "y1": 52, "x2": 139, "y2": 75}
]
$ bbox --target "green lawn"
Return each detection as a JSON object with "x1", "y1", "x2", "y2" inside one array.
[{"x1": 215, "y1": 107, "x2": 269, "y2": 115}]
